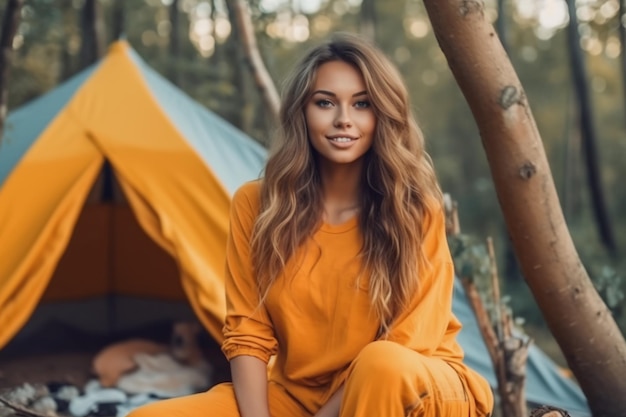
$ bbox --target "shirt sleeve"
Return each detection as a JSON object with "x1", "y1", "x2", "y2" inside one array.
[
  {"x1": 386, "y1": 200, "x2": 465, "y2": 363},
  {"x1": 221, "y1": 182, "x2": 278, "y2": 363}
]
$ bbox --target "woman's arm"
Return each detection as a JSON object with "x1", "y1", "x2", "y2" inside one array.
[
  {"x1": 231, "y1": 355, "x2": 272, "y2": 417},
  {"x1": 313, "y1": 385, "x2": 344, "y2": 417}
]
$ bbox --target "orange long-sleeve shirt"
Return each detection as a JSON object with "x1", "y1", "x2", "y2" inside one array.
[{"x1": 221, "y1": 180, "x2": 493, "y2": 415}]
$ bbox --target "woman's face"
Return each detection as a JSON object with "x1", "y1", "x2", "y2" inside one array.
[{"x1": 305, "y1": 60, "x2": 376, "y2": 169}]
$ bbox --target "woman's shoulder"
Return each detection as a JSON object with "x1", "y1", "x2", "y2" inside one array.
[
  {"x1": 232, "y1": 179, "x2": 263, "y2": 213},
  {"x1": 234, "y1": 179, "x2": 262, "y2": 198}
]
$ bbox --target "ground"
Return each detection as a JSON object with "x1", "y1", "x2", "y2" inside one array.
[
  {"x1": 0, "y1": 347, "x2": 230, "y2": 417},
  {"x1": 0, "y1": 351, "x2": 94, "y2": 390},
  {"x1": 0, "y1": 351, "x2": 94, "y2": 417}
]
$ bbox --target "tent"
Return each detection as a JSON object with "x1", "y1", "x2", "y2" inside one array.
[
  {"x1": 0, "y1": 40, "x2": 266, "y2": 349},
  {"x1": 0, "y1": 40, "x2": 589, "y2": 416}
]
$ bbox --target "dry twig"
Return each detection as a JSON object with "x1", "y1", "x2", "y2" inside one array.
[{"x1": 0, "y1": 396, "x2": 51, "y2": 417}]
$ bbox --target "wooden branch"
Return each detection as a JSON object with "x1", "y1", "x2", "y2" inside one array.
[
  {"x1": 0, "y1": 0, "x2": 24, "y2": 142},
  {"x1": 447, "y1": 196, "x2": 533, "y2": 416},
  {"x1": 230, "y1": 0, "x2": 280, "y2": 121},
  {"x1": 460, "y1": 278, "x2": 502, "y2": 370},
  {"x1": 422, "y1": 1, "x2": 626, "y2": 414},
  {"x1": 0, "y1": 396, "x2": 50, "y2": 417},
  {"x1": 487, "y1": 237, "x2": 503, "y2": 340},
  {"x1": 486, "y1": 236, "x2": 528, "y2": 417}
]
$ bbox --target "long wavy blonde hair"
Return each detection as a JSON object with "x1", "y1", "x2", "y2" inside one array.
[{"x1": 250, "y1": 32, "x2": 442, "y2": 334}]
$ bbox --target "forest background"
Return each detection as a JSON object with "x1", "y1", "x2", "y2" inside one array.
[{"x1": 2, "y1": 0, "x2": 626, "y2": 366}]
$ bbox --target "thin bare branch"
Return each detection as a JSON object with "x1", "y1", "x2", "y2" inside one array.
[
  {"x1": 230, "y1": 0, "x2": 280, "y2": 122},
  {"x1": 0, "y1": 396, "x2": 51, "y2": 417}
]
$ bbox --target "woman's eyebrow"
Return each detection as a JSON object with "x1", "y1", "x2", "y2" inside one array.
[{"x1": 311, "y1": 89, "x2": 368, "y2": 97}]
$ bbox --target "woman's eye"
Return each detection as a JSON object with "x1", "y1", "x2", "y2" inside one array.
[
  {"x1": 315, "y1": 99, "x2": 333, "y2": 108},
  {"x1": 354, "y1": 100, "x2": 371, "y2": 109}
]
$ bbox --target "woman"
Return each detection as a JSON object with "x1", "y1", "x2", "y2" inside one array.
[{"x1": 129, "y1": 32, "x2": 493, "y2": 417}]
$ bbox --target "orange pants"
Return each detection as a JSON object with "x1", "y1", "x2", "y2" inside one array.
[{"x1": 127, "y1": 341, "x2": 477, "y2": 417}]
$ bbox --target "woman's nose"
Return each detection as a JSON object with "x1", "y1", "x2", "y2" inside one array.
[{"x1": 334, "y1": 106, "x2": 353, "y2": 128}]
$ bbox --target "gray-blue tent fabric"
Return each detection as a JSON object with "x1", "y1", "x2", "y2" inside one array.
[
  {"x1": 128, "y1": 47, "x2": 267, "y2": 195},
  {"x1": 453, "y1": 279, "x2": 591, "y2": 416},
  {"x1": 0, "y1": 66, "x2": 96, "y2": 187},
  {"x1": 0, "y1": 46, "x2": 267, "y2": 197}
]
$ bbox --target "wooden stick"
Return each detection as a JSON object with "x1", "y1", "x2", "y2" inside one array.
[
  {"x1": 487, "y1": 236, "x2": 503, "y2": 340},
  {"x1": 0, "y1": 396, "x2": 51, "y2": 417},
  {"x1": 230, "y1": 0, "x2": 280, "y2": 121},
  {"x1": 459, "y1": 278, "x2": 503, "y2": 375}
]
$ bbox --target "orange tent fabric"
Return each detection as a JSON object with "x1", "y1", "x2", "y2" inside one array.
[{"x1": 0, "y1": 40, "x2": 267, "y2": 348}]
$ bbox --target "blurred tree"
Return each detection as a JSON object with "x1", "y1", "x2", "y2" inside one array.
[
  {"x1": 360, "y1": 0, "x2": 376, "y2": 42},
  {"x1": 0, "y1": 0, "x2": 23, "y2": 142},
  {"x1": 423, "y1": 1, "x2": 626, "y2": 416},
  {"x1": 224, "y1": 0, "x2": 255, "y2": 136},
  {"x1": 621, "y1": 0, "x2": 626, "y2": 116},
  {"x1": 230, "y1": 0, "x2": 279, "y2": 121},
  {"x1": 168, "y1": 0, "x2": 181, "y2": 86},
  {"x1": 496, "y1": 0, "x2": 508, "y2": 52},
  {"x1": 80, "y1": 0, "x2": 106, "y2": 67},
  {"x1": 111, "y1": 0, "x2": 123, "y2": 42},
  {"x1": 58, "y1": 0, "x2": 78, "y2": 81},
  {"x1": 566, "y1": 0, "x2": 617, "y2": 255}
]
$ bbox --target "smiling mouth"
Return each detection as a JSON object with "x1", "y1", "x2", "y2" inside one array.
[{"x1": 329, "y1": 137, "x2": 356, "y2": 143}]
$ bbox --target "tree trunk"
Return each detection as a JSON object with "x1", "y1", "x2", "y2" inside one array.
[
  {"x1": 565, "y1": 0, "x2": 616, "y2": 254},
  {"x1": 563, "y1": 93, "x2": 582, "y2": 221},
  {"x1": 111, "y1": 0, "x2": 125, "y2": 42},
  {"x1": 80, "y1": 0, "x2": 106, "y2": 67},
  {"x1": 617, "y1": 0, "x2": 626, "y2": 125},
  {"x1": 224, "y1": 0, "x2": 254, "y2": 135},
  {"x1": 230, "y1": 0, "x2": 280, "y2": 122},
  {"x1": 496, "y1": 0, "x2": 507, "y2": 52},
  {"x1": 168, "y1": 0, "x2": 181, "y2": 86},
  {"x1": 0, "y1": 0, "x2": 23, "y2": 143},
  {"x1": 497, "y1": 0, "x2": 522, "y2": 288},
  {"x1": 422, "y1": 2, "x2": 626, "y2": 416},
  {"x1": 360, "y1": 0, "x2": 376, "y2": 43},
  {"x1": 58, "y1": 0, "x2": 77, "y2": 82}
]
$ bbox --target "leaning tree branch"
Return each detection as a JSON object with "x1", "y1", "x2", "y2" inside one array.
[
  {"x1": 230, "y1": 0, "x2": 280, "y2": 121},
  {"x1": 423, "y1": 1, "x2": 626, "y2": 415},
  {"x1": 0, "y1": 396, "x2": 50, "y2": 417}
]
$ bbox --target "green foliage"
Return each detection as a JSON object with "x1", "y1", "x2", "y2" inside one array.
[
  {"x1": 448, "y1": 233, "x2": 491, "y2": 289},
  {"x1": 448, "y1": 232, "x2": 526, "y2": 339}
]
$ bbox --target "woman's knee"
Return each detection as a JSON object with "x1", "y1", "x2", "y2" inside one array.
[
  {"x1": 349, "y1": 341, "x2": 419, "y2": 383},
  {"x1": 126, "y1": 384, "x2": 239, "y2": 417}
]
